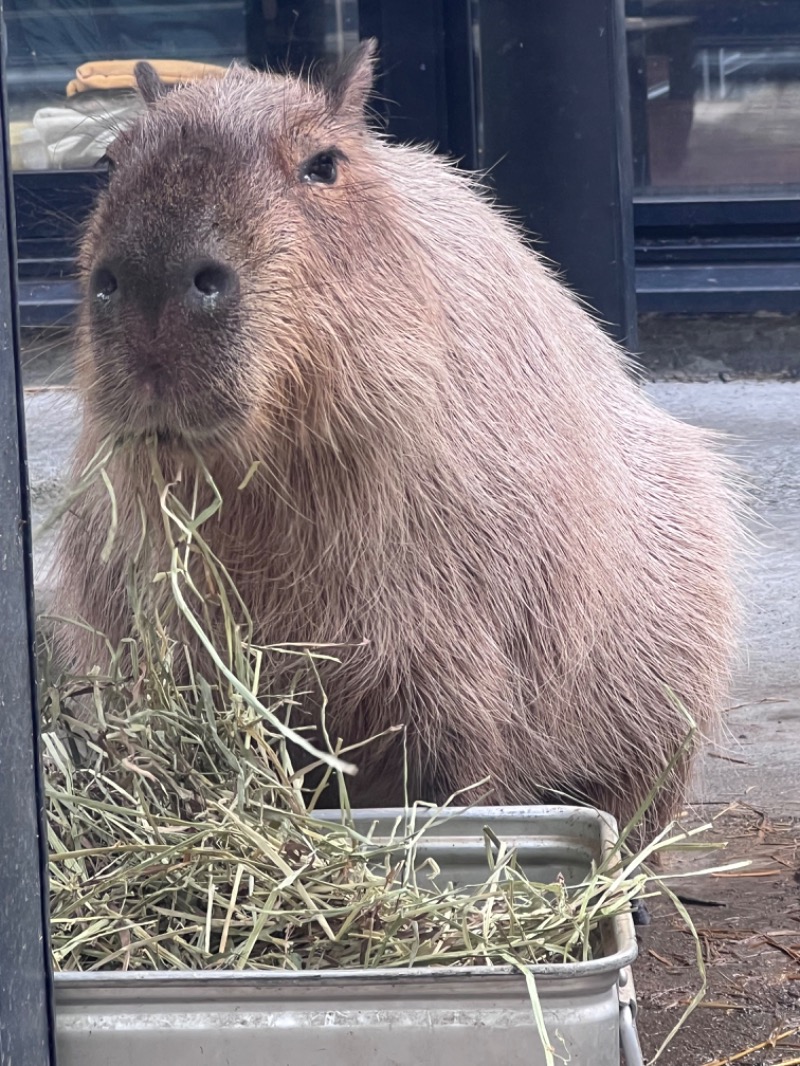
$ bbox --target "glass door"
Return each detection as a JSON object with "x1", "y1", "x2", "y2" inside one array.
[
  {"x1": 5, "y1": 0, "x2": 635, "y2": 339},
  {"x1": 626, "y1": 0, "x2": 800, "y2": 312},
  {"x1": 4, "y1": 1, "x2": 365, "y2": 173},
  {"x1": 629, "y1": 0, "x2": 800, "y2": 195},
  {"x1": 5, "y1": 1, "x2": 361, "y2": 332}
]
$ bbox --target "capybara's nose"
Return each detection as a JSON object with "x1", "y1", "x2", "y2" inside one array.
[
  {"x1": 89, "y1": 257, "x2": 239, "y2": 316},
  {"x1": 183, "y1": 260, "x2": 239, "y2": 312}
]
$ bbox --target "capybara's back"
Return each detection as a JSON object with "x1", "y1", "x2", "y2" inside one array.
[{"x1": 53, "y1": 42, "x2": 741, "y2": 838}]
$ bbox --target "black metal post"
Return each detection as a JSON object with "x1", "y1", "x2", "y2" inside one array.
[
  {"x1": 473, "y1": 0, "x2": 638, "y2": 349},
  {"x1": 358, "y1": 0, "x2": 450, "y2": 150},
  {"x1": 0, "y1": 9, "x2": 58, "y2": 1064}
]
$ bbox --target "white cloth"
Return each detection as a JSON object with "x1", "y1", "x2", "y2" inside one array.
[{"x1": 32, "y1": 91, "x2": 145, "y2": 169}]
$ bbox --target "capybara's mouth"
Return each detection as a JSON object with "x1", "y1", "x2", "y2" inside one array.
[
  {"x1": 93, "y1": 378, "x2": 244, "y2": 450},
  {"x1": 107, "y1": 419, "x2": 238, "y2": 456},
  {"x1": 89, "y1": 350, "x2": 249, "y2": 446},
  {"x1": 132, "y1": 405, "x2": 240, "y2": 444}
]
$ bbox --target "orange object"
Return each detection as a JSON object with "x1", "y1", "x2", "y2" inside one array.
[{"x1": 66, "y1": 59, "x2": 228, "y2": 97}]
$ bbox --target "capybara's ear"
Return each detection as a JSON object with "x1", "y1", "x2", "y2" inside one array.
[
  {"x1": 326, "y1": 38, "x2": 378, "y2": 116},
  {"x1": 134, "y1": 61, "x2": 168, "y2": 105}
]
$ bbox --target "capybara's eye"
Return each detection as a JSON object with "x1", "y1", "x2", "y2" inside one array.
[
  {"x1": 301, "y1": 151, "x2": 339, "y2": 186},
  {"x1": 92, "y1": 267, "x2": 118, "y2": 303}
]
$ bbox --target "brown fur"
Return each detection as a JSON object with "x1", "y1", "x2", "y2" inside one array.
[{"x1": 53, "y1": 43, "x2": 741, "y2": 837}]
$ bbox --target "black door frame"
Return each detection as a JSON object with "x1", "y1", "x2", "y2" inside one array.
[{"x1": 0, "y1": 8, "x2": 58, "y2": 1061}]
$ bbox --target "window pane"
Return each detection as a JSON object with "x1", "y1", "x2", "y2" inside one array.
[
  {"x1": 628, "y1": 0, "x2": 800, "y2": 195},
  {"x1": 3, "y1": 1, "x2": 358, "y2": 171}
]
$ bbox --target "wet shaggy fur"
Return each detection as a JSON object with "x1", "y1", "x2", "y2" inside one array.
[{"x1": 53, "y1": 43, "x2": 741, "y2": 838}]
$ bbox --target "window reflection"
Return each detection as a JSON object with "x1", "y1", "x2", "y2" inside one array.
[
  {"x1": 627, "y1": 0, "x2": 800, "y2": 194},
  {"x1": 3, "y1": 1, "x2": 358, "y2": 171}
]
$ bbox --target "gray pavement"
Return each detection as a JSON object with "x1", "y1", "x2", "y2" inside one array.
[
  {"x1": 25, "y1": 388, "x2": 81, "y2": 600},
  {"x1": 23, "y1": 380, "x2": 800, "y2": 815},
  {"x1": 644, "y1": 382, "x2": 800, "y2": 815}
]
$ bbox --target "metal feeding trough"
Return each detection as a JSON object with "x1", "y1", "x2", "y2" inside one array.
[{"x1": 54, "y1": 806, "x2": 644, "y2": 1066}]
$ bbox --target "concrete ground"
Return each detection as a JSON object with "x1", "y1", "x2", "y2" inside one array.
[
  {"x1": 645, "y1": 382, "x2": 800, "y2": 817},
  {"x1": 23, "y1": 378, "x2": 800, "y2": 816}
]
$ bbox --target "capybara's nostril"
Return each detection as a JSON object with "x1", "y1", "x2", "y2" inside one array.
[
  {"x1": 189, "y1": 261, "x2": 238, "y2": 307},
  {"x1": 91, "y1": 266, "x2": 118, "y2": 304}
]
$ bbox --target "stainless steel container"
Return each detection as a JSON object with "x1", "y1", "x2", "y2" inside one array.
[{"x1": 55, "y1": 806, "x2": 643, "y2": 1066}]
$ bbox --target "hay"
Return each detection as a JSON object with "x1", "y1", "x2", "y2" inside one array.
[
  {"x1": 39, "y1": 440, "x2": 740, "y2": 980},
  {"x1": 43, "y1": 691, "x2": 643, "y2": 973}
]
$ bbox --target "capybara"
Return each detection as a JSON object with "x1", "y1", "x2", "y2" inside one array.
[{"x1": 52, "y1": 42, "x2": 741, "y2": 840}]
